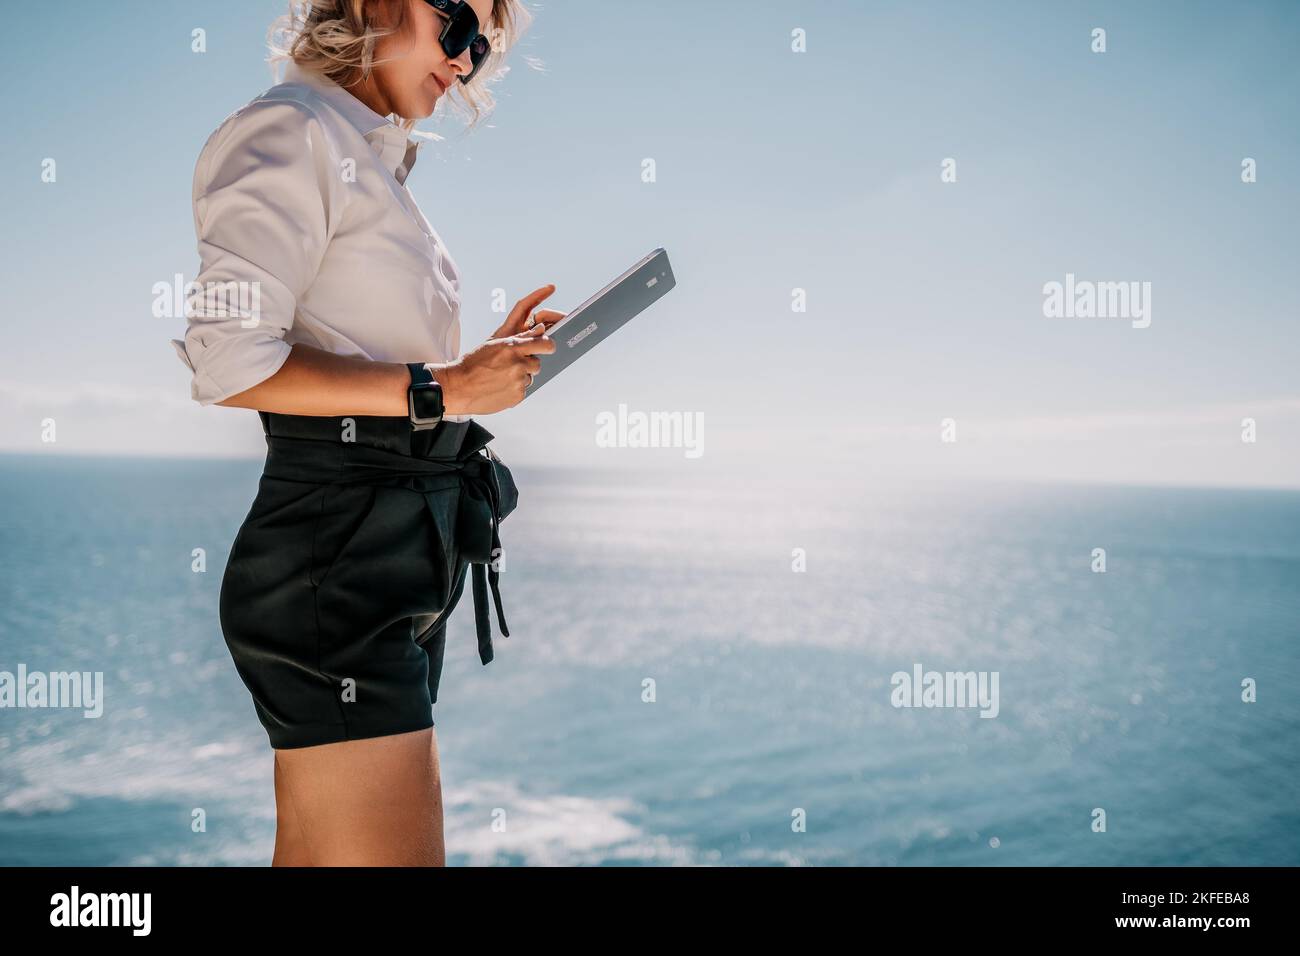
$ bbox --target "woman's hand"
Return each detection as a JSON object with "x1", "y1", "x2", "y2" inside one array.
[
  {"x1": 491, "y1": 283, "x2": 567, "y2": 339},
  {"x1": 432, "y1": 284, "x2": 564, "y2": 415}
]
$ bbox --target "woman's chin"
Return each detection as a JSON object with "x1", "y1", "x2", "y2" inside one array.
[{"x1": 410, "y1": 93, "x2": 438, "y2": 119}]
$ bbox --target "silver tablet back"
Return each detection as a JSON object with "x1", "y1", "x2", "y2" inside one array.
[{"x1": 524, "y1": 247, "x2": 676, "y2": 396}]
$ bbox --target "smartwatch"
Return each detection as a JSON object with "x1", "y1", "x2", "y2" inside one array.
[{"x1": 407, "y1": 362, "x2": 445, "y2": 431}]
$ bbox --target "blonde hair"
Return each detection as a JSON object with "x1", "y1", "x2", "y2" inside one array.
[{"x1": 268, "y1": 0, "x2": 535, "y2": 137}]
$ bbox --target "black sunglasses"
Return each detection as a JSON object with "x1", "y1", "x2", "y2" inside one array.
[{"x1": 424, "y1": 0, "x2": 491, "y2": 84}]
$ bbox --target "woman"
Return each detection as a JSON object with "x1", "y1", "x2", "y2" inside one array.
[{"x1": 170, "y1": 0, "x2": 557, "y2": 865}]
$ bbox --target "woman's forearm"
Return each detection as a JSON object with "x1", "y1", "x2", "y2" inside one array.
[
  {"x1": 211, "y1": 285, "x2": 561, "y2": 417},
  {"x1": 215, "y1": 342, "x2": 467, "y2": 416}
]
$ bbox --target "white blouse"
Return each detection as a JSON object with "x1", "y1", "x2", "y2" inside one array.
[{"x1": 171, "y1": 60, "x2": 471, "y2": 421}]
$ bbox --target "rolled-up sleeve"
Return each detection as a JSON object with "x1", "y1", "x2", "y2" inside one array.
[{"x1": 171, "y1": 99, "x2": 348, "y2": 405}]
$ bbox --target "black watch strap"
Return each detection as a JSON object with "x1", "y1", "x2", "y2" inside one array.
[
  {"x1": 407, "y1": 362, "x2": 444, "y2": 430},
  {"x1": 407, "y1": 362, "x2": 434, "y2": 387}
]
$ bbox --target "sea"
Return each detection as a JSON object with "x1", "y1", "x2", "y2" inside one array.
[{"x1": 1, "y1": 453, "x2": 1297, "y2": 866}]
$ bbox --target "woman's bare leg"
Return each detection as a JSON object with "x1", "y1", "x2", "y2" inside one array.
[
  {"x1": 272, "y1": 726, "x2": 445, "y2": 866},
  {"x1": 272, "y1": 753, "x2": 314, "y2": 866}
]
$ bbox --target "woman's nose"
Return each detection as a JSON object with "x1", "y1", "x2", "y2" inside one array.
[{"x1": 447, "y1": 46, "x2": 474, "y2": 78}]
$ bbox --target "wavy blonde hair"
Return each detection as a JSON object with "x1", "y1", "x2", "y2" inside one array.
[{"x1": 268, "y1": 0, "x2": 535, "y2": 137}]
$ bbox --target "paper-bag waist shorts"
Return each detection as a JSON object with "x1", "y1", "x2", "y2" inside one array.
[{"x1": 218, "y1": 411, "x2": 515, "y2": 750}]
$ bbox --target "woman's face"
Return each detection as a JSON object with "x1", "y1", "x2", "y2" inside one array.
[{"x1": 364, "y1": 0, "x2": 494, "y2": 118}]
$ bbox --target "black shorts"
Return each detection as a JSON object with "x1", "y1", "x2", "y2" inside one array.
[{"x1": 219, "y1": 412, "x2": 511, "y2": 750}]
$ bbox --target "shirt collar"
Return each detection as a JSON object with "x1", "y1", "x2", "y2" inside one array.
[{"x1": 280, "y1": 59, "x2": 425, "y2": 185}]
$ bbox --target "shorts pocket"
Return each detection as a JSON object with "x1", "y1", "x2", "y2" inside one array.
[
  {"x1": 414, "y1": 558, "x2": 468, "y2": 648},
  {"x1": 309, "y1": 484, "x2": 379, "y2": 588},
  {"x1": 312, "y1": 484, "x2": 461, "y2": 649},
  {"x1": 421, "y1": 482, "x2": 462, "y2": 598}
]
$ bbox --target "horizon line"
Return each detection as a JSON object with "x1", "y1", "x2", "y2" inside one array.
[{"x1": 1, "y1": 449, "x2": 1298, "y2": 495}]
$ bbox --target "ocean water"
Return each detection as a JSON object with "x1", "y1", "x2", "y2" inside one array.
[{"x1": 0, "y1": 452, "x2": 1297, "y2": 866}]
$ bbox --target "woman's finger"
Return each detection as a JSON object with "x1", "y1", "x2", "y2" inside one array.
[
  {"x1": 511, "y1": 333, "x2": 556, "y2": 355},
  {"x1": 499, "y1": 284, "x2": 556, "y2": 335},
  {"x1": 525, "y1": 308, "x2": 566, "y2": 329},
  {"x1": 494, "y1": 323, "x2": 548, "y2": 346}
]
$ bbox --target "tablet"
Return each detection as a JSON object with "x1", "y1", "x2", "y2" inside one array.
[{"x1": 523, "y1": 247, "x2": 676, "y2": 396}]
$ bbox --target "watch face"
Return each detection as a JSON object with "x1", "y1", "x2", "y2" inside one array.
[{"x1": 411, "y1": 382, "x2": 444, "y2": 422}]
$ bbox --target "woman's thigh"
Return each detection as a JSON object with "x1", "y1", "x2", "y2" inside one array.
[
  {"x1": 272, "y1": 726, "x2": 445, "y2": 866},
  {"x1": 272, "y1": 755, "x2": 312, "y2": 866}
]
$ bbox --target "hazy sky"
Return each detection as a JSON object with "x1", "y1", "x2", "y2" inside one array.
[{"x1": 3, "y1": 0, "x2": 1298, "y2": 488}]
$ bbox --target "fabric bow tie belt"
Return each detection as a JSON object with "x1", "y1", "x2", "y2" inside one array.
[{"x1": 262, "y1": 420, "x2": 518, "y2": 667}]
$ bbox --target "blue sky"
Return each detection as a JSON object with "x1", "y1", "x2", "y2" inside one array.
[{"x1": 2, "y1": 0, "x2": 1298, "y2": 487}]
